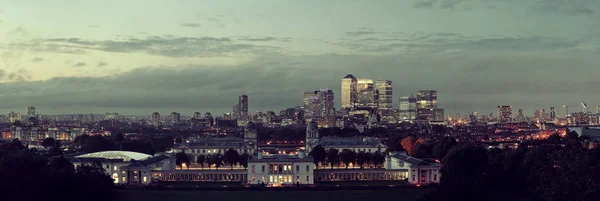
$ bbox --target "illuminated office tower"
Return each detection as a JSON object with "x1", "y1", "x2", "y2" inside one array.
[
  {"x1": 416, "y1": 90, "x2": 437, "y2": 109},
  {"x1": 341, "y1": 74, "x2": 357, "y2": 110},
  {"x1": 303, "y1": 91, "x2": 314, "y2": 118},
  {"x1": 398, "y1": 96, "x2": 417, "y2": 122},
  {"x1": 497, "y1": 105, "x2": 513, "y2": 123},
  {"x1": 375, "y1": 80, "x2": 393, "y2": 109},
  {"x1": 151, "y1": 112, "x2": 160, "y2": 127},
  {"x1": 356, "y1": 88, "x2": 378, "y2": 109},
  {"x1": 550, "y1": 107, "x2": 556, "y2": 120},
  {"x1": 356, "y1": 78, "x2": 374, "y2": 90}
]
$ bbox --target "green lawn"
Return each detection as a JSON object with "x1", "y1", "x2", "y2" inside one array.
[{"x1": 116, "y1": 189, "x2": 431, "y2": 201}]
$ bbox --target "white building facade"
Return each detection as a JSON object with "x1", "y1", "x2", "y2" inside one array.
[{"x1": 247, "y1": 152, "x2": 314, "y2": 186}]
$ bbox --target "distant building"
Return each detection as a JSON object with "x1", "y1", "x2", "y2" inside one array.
[
  {"x1": 497, "y1": 105, "x2": 512, "y2": 123},
  {"x1": 398, "y1": 96, "x2": 417, "y2": 122},
  {"x1": 341, "y1": 74, "x2": 357, "y2": 110},
  {"x1": 151, "y1": 112, "x2": 160, "y2": 127},
  {"x1": 26, "y1": 106, "x2": 36, "y2": 116},
  {"x1": 170, "y1": 112, "x2": 180, "y2": 125},
  {"x1": 385, "y1": 152, "x2": 441, "y2": 184},
  {"x1": 305, "y1": 121, "x2": 384, "y2": 153}
]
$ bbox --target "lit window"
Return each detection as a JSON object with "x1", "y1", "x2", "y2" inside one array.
[
  {"x1": 269, "y1": 176, "x2": 273, "y2": 183},
  {"x1": 143, "y1": 177, "x2": 147, "y2": 182},
  {"x1": 284, "y1": 165, "x2": 287, "y2": 171},
  {"x1": 114, "y1": 166, "x2": 117, "y2": 171},
  {"x1": 288, "y1": 176, "x2": 292, "y2": 183}
]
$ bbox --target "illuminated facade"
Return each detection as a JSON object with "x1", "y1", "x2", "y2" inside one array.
[
  {"x1": 398, "y1": 96, "x2": 417, "y2": 122},
  {"x1": 341, "y1": 74, "x2": 357, "y2": 110},
  {"x1": 375, "y1": 80, "x2": 393, "y2": 109},
  {"x1": 416, "y1": 90, "x2": 437, "y2": 109},
  {"x1": 247, "y1": 152, "x2": 314, "y2": 186},
  {"x1": 173, "y1": 122, "x2": 258, "y2": 160},
  {"x1": 66, "y1": 151, "x2": 176, "y2": 185},
  {"x1": 385, "y1": 152, "x2": 441, "y2": 184},
  {"x1": 497, "y1": 105, "x2": 513, "y2": 123}
]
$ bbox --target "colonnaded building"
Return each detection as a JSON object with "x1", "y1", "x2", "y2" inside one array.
[{"x1": 60, "y1": 121, "x2": 440, "y2": 186}]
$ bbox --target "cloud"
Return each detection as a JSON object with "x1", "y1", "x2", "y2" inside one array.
[
  {"x1": 7, "y1": 35, "x2": 282, "y2": 58},
  {"x1": 88, "y1": 25, "x2": 99, "y2": 28},
  {"x1": 31, "y1": 57, "x2": 43, "y2": 63},
  {"x1": 0, "y1": 69, "x2": 31, "y2": 82},
  {"x1": 531, "y1": 0, "x2": 596, "y2": 15},
  {"x1": 73, "y1": 62, "x2": 86, "y2": 67},
  {"x1": 97, "y1": 62, "x2": 108, "y2": 67},
  {"x1": 180, "y1": 23, "x2": 201, "y2": 28},
  {"x1": 0, "y1": 50, "x2": 598, "y2": 116},
  {"x1": 206, "y1": 17, "x2": 219, "y2": 22},
  {"x1": 329, "y1": 30, "x2": 585, "y2": 54},
  {"x1": 411, "y1": 0, "x2": 473, "y2": 10}
]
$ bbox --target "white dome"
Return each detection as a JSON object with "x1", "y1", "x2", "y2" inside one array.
[{"x1": 76, "y1": 151, "x2": 151, "y2": 161}]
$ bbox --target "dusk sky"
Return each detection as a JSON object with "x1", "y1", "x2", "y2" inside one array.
[{"x1": 0, "y1": 0, "x2": 599, "y2": 116}]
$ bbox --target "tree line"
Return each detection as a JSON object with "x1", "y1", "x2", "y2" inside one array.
[
  {"x1": 419, "y1": 132, "x2": 600, "y2": 201},
  {"x1": 0, "y1": 139, "x2": 114, "y2": 201},
  {"x1": 308, "y1": 145, "x2": 386, "y2": 169},
  {"x1": 175, "y1": 148, "x2": 250, "y2": 170}
]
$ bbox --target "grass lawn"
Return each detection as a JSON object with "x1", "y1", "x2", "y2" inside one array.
[{"x1": 115, "y1": 188, "x2": 432, "y2": 201}]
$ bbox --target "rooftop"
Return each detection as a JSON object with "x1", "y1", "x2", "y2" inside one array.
[
  {"x1": 75, "y1": 151, "x2": 152, "y2": 161},
  {"x1": 250, "y1": 154, "x2": 313, "y2": 162}
]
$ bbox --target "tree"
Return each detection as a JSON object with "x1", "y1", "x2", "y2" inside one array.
[
  {"x1": 432, "y1": 137, "x2": 458, "y2": 160},
  {"x1": 41, "y1": 138, "x2": 56, "y2": 148},
  {"x1": 339, "y1": 149, "x2": 356, "y2": 169},
  {"x1": 371, "y1": 151, "x2": 385, "y2": 168},
  {"x1": 210, "y1": 153, "x2": 223, "y2": 170},
  {"x1": 238, "y1": 153, "x2": 249, "y2": 169},
  {"x1": 196, "y1": 155, "x2": 206, "y2": 170},
  {"x1": 113, "y1": 132, "x2": 125, "y2": 142},
  {"x1": 565, "y1": 131, "x2": 579, "y2": 140},
  {"x1": 401, "y1": 136, "x2": 416, "y2": 155},
  {"x1": 175, "y1": 152, "x2": 190, "y2": 170},
  {"x1": 82, "y1": 135, "x2": 116, "y2": 153},
  {"x1": 356, "y1": 151, "x2": 370, "y2": 169},
  {"x1": 175, "y1": 137, "x2": 183, "y2": 144},
  {"x1": 326, "y1": 149, "x2": 339, "y2": 169},
  {"x1": 309, "y1": 145, "x2": 327, "y2": 169},
  {"x1": 440, "y1": 144, "x2": 488, "y2": 188},
  {"x1": 547, "y1": 133, "x2": 562, "y2": 144},
  {"x1": 223, "y1": 148, "x2": 240, "y2": 170}
]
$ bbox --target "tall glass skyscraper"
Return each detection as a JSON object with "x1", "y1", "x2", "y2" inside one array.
[{"x1": 341, "y1": 74, "x2": 357, "y2": 110}]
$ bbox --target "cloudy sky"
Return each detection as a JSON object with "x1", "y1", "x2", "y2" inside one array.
[{"x1": 0, "y1": 0, "x2": 599, "y2": 117}]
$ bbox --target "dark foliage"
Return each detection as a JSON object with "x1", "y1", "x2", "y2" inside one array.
[
  {"x1": 309, "y1": 145, "x2": 327, "y2": 169},
  {"x1": 0, "y1": 149, "x2": 114, "y2": 201}
]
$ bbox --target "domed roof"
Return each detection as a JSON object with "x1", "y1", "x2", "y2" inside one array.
[
  {"x1": 76, "y1": 151, "x2": 152, "y2": 161},
  {"x1": 246, "y1": 121, "x2": 256, "y2": 130}
]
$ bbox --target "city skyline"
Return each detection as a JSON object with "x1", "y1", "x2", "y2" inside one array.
[{"x1": 0, "y1": 1, "x2": 599, "y2": 116}]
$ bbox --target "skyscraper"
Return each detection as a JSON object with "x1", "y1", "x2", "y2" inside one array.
[
  {"x1": 416, "y1": 90, "x2": 443, "y2": 121},
  {"x1": 303, "y1": 91, "x2": 314, "y2": 118},
  {"x1": 356, "y1": 78, "x2": 374, "y2": 90},
  {"x1": 497, "y1": 105, "x2": 512, "y2": 123},
  {"x1": 375, "y1": 80, "x2": 393, "y2": 109},
  {"x1": 316, "y1": 89, "x2": 335, "y2": 127},
  {"x1": 239, "y1": 95, "x2": 248, "y2": 119},
  {"x1": 151, "y1": 112, "x2": 160, "y2": 127},
  {"x1": 341, "y1": 74, "x2": 357, "y2": 110},
  {"x1": 550, "y1": 107, "x2": 556, "y2": 120},
  {"x1": 170, "y1": 112, "x2": 180, "y2": 125},
  {"x1": 193, "y1": 112, "x2": 202, "y2": 119},
  {"x1": 398, "y1": 96, "x2": 417, "y2": 122},
  {"x1": 356, "y1": 88, "x2": 378, "y2": 109},
  {"x1": 416, "y1": 90, "x2": 437, "y2": 109},
  {"x1": 376, "y1": 80, "x2": 394, "y2": 123}
]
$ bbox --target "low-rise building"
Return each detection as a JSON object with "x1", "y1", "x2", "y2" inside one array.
[
  {"x1": 247, "y1": 152, "x2": 314, "y2": 186},
  {"x1": 385, "y1": 152, "x2": 441, "y2": 184}
]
